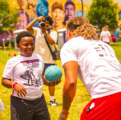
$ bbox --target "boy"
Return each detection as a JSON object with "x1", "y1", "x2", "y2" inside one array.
[
  {"x1": 59, "y1": 16, "x2": 121, "y2": 120},
  {"x1": 2, "y1": 31, "x2": 60, "y2": 120}
]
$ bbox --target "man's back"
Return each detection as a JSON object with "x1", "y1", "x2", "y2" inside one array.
[{"x1": 61, "y1": 37, "x2": 121, "y2": 99}]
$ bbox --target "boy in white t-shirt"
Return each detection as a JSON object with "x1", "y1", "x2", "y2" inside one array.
[
  {"x1": 59, "y1": 16, "x2": 121, "y2": 120},
  {"x1": 2, "y1": 31, "x2": 60, "y2": 120}
]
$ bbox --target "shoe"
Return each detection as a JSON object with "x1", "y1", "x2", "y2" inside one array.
[{"x1": 50, "y1": 99, "x2": 57, "y2": 106}]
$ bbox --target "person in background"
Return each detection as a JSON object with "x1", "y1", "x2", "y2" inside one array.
[
  {"x1": 16, "y1": 11, "x2": 30, "y2": 30},
  {"x1": 16, "y1": 0, "x2": 37, "y2": 18},
  {"x1": 59, "y1": 16, "x2": 121, "y2": 120},
  {"x1": 30, "y1": 0, "x2": 49, "y2": 28},
  {"x1": 51, "y1": 1, "x2": 66, "y2": 32},
  {"x1": 26, "y1": 15, "x2": 58, "y2": 106},
  {"x1": 36, "y1": 0, "x2": 49, "y2": 17},
  {"x1": 100, "y1": 25, "x2": 112, "y2": 44},
  {"x1": 1, "y1": 31, "x2": 60, "y2": 120},
  {"x1": 64, "y1": 0, "x2": 75, "y2": 25}
]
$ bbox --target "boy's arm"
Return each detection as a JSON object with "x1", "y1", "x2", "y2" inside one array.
[
  {"x1": 109, "y1": 36, "x2": 112, "y2": 43},
  {"x1": 41, "y1": 76, "x2": 61, "y2": 86},
  {"x1": 2, "y1": 77, "x2": 13, "y2": 88},
  {"x1": 2, "y1": 77, "x2": 27, "y2": 98}
]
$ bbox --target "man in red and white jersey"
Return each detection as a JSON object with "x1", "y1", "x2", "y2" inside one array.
[{"x1": 59, "y1": 16, "x2": 121, "y2": 120}]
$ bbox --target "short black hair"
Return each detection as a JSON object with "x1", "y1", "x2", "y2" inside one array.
[
  {"x1": 65, "y1": 1, "x2": 75, "y2": 10},
  {"x1": 16, "y1": 31, "x2": 35, "y2": 44},
  {"x1": 44, "y1": 15, "x2": 53, "y2": 26}
]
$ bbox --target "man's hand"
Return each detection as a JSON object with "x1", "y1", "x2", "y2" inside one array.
[
  {"x1": 59, "y1": 110, "x2": 69, "y2": 120},
  {"x1": 37, "y1": 16, "x2": 45, "y2": 22},
  {"x1": 14, "y1": 84, "x2": 27, "y2": 98},
  {"x1": 37, "y1": 16, "x2": 48, "y2": 31}
]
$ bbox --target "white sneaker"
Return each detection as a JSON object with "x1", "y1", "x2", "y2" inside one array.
[
  {"x1": 0, "y1": 99, "x2": 5, "y2": 111},
  {"x1": 50, "y1": 99, "x2": 57, "y2": 106}
]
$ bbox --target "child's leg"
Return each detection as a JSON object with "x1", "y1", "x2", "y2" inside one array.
[
  {"x1": 11, "y1": 96, "x2": 35, "y2": 120},
  {"x1": 32, "y1": 94, "x2": 50, "y2": 120},
  {"x1": 80, "y1": 92, "x2": 121, "y2": 120}
]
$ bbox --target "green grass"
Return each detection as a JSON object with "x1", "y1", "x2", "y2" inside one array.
[{"x1": 0, "y1": 41, "x2": 121, "y2": 120}]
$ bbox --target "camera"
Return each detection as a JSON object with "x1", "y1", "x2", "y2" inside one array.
[{"x1": 39, "y1": 20, "x2": 46, "y2": 27}]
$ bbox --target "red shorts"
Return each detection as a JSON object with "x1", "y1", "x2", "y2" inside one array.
[{"x1": 80, "y1": 92, "x2": 121, "y2": 120}]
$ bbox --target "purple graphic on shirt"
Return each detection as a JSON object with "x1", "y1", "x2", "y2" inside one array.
[{"x1": 20, "y1": 59, "x2": 43, "y2": 87}]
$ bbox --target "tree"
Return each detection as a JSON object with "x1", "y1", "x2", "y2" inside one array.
[
  {"x1": 86, "y1": 0, "x2": 118, "y2": 31},
  {"x1": 0, "y1": 0, "x2": 19, "y2": 35}
]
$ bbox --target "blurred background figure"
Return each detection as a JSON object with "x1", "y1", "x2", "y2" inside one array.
[
  {"x1": 36, "y1": 0, "x2": 49, "y2": 17},
  {"x1": 51, "y1": 1, "x2": 66, "y2": 32},
  {"x1": 16, "y1": 11, "x2": 30, "y2": 30},
  {"x1": 100, "y1": 25, "x2": 112, "y2": 44},
  {"x1": 93, "y1": 26, "x2": 100, "y2": 38},
  {"x1": 75, "y1": 10, "x2": 86, "y2": 17},
  {"x1": 64, "y1": 0, "x2": 75, "y2": 25},
  {"x1": 16, "y1": 0, "x2": 37, "y2": 19},
  {"x1": 31, "y1": 0, "x2": 49, "y2": 27}
]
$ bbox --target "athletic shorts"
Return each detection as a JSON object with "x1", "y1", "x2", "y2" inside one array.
[
  {"x1": 11, "y1": 94, "x2": 50, "y2": 120},
  {"x1": 80, "y1": 92, "x2": 121, "y2": 120},
  {"x1": 44, "y1": 63, "x2": 56, "y2": 70}
]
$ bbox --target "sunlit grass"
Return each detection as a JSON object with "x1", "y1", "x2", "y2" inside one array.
[{"x1": 0, "y1": 40, "x2": 121, "y2": 120}]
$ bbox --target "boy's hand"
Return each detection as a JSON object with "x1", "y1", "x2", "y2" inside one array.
[
  {"x1": 49, "y1": 79, "x2": 61, "y2": 86},
  {"x1": 14, "y1": 84, "x2": 27, "y2": 98}
]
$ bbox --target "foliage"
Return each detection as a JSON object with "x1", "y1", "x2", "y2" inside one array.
[
  {"x1": 0, "y1": 0, "x2": 19, "y2": 35},
  {"x1": 86, "y1": 0, "x2": 118, "y2": 31}
]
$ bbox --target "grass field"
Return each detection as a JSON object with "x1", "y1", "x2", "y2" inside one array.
[{"x1": 0, "y1": 40, "x2": 121, "y2": 120}]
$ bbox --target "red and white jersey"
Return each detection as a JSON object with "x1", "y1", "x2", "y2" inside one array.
[
  {"x1": 60, "y1": 37, "x2": 121, "y2": 99},
  {"x1": 3, "y1": 54, "x2": 44, "y2": 100}
]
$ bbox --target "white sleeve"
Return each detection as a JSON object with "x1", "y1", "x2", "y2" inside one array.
[
  {"x1": 108, "y1": 31, "x2": 111, "y2": 36},
  {"x1": 33, "y1": 27, "x2": 39, "y2": 37},
  {"x1": 60, "y1": 43, "x2": 78, "y2": 67},
  {"x1": 100, "y1": 31, "x2": 103, "y2": 36},
  {"x1": 50, "y1": 30, "x2": 57, "y2": 43},
  {"x1": 2, "y1": 60, "x2": 14, "y2": 79}
]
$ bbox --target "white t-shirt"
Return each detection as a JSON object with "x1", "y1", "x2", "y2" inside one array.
[
  {"x1": 3, "y1": 54, "x2": 44, "y2": 100},
  {"x1": 33, "y1": 27, "x2": 57, "y2": 64},
  {"x1": 100, "y1": 31, "x2": 111, "y2": 43},
  {"x1": 60, "y1": 37, "x2": 121, "y2": 99}
]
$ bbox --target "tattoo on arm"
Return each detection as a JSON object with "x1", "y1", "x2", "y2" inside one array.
[
  {"x1": 63, "y1": 88, "x2": 71, "y2": 111},
  {"x1": 63, "y1": 95, "x2": 71, "y2": 111},
  {"x1": 64, "y1": 65, "x2": 67, "y2": 77}
]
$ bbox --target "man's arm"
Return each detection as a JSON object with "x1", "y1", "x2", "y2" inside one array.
[
  {"x1": 59, "y1": 61, "x2": 78, "y2": 120},
  {"x1": 44, "y1": 33, "x2": 56, "y2": 45},
  {"x1": 26, "y1": 16, "x2": 44, "y2": 34},
  {"x1": 26, "y1": 18, "x2": 38, "y2": 34}
]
